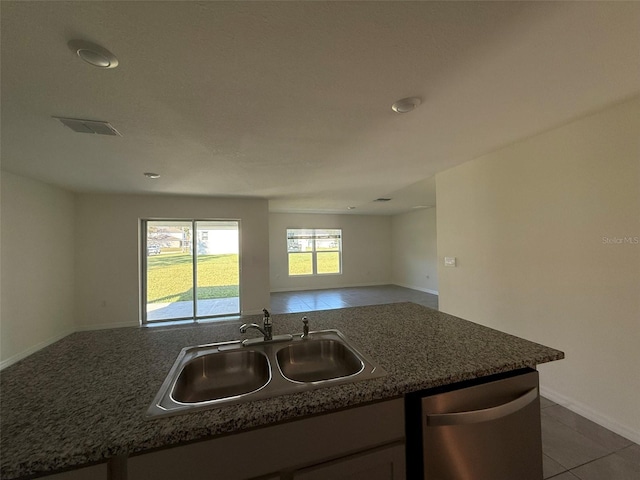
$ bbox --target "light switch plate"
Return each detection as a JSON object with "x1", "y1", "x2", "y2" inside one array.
[{"x1": 444, "y1": 257, "x2": 456, "y2": 267}]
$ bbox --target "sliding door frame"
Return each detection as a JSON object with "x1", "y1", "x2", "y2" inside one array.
[{"x1": 140, "y1": 218, "x2": 242, "y2": 325}]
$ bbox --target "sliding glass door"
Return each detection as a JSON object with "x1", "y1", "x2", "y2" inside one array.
[
  {"x1": 194, "y1": 221, "x2": 240, "y2": 319},
  {"x1": 142, "y1": 219, "x2": 240, "y2": 323}
]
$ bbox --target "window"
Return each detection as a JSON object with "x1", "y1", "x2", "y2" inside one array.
[{"x1": 287, "y1": 228, "x2": 342, "y2": 276}]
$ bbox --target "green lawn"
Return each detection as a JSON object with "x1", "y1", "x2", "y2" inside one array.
[
  {"x1": 288, "y1": 252, "x2": 340, "y2": 275},
  {"x1": 148, "y1": 251, "x2": 340, "y2": 303},
  {"x1": 147, "y1": 253, "x2": 239, "y2": 303}
]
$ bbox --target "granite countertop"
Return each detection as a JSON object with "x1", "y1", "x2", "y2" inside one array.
[{"x1": 0, "y1": 303, "x2": 564, "y2": 479}]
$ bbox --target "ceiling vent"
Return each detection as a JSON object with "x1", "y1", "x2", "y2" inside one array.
[
  {"x1": 374, "y1": 198, "x2": 392, "y2": 202},
  {"x1": 53, "y1": 117, "x2": 122, "y2": 136}
]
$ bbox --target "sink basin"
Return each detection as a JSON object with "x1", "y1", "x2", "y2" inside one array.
[
  {"x1": 276, "y1": 339, "x2": 363, "y2": 383},
  {"x1": 172, "y1": 350, "x2": 270, "y2": 403},
  {"x1": 147, "y1": 330, "x2": 386, "y2": 418}
]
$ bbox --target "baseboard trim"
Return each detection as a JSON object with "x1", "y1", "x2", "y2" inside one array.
[
  {"x1": 392, "y1": 282, "x2": 438, "y2": 296},
  {"x1": 0, "y1": 327, "x2": 75, "y2": 370},
  {"x1": 270, "y1": 282, "x2": 389, "y2": 293},
  {"x1": 540, "y1": 385, "x2": 640, "y2": 444},
  {"x1": 242, "y1": 309, "x2": 266, "y2": 316},
  {"x1": 76, "y1": 321, "x2": 140, "y2": 331}
]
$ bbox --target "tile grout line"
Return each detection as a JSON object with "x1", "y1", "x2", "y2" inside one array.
[{"x1": 550, "y1": 448, "x2": 635, "y2": 479}]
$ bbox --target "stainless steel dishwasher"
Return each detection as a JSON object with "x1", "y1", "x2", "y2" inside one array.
[{"x1": 405, "y1": 368, "x2": 543, "y2": 480}]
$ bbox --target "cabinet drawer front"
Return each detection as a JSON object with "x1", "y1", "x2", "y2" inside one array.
[
  {"x1": 293, "y1": 443, "x2": 405, "y2": 480},
  {"x1": 129, "y1": 399, "x2": 405, "y2": 480},
  {"x1": 44, "y1": 464, "x2": 108, "y2": 480}
]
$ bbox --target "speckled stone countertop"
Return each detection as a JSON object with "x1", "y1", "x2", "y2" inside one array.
[{"x1": 0, "y1": 303, "x2": 563, "y2": 479}]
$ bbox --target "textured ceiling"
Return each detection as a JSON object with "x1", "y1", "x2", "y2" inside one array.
[{"x1": 1, "y1": 1, "x2": 638, "y2": 215}]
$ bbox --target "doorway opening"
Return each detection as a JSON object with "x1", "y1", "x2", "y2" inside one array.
[{"x1": 141, "y1": 219, "x2": 240, "y2": 323}]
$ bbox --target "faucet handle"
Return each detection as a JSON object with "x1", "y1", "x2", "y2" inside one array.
[{"x1": 302, "y1": 316, "x2": 309, "y2": 338}]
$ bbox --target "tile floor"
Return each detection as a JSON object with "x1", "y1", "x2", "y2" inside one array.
[
  {"x1": 270, "y1": 284, "x2": 439, "y2": 314},
  {"x1": 270, "y1": 285, "x2": 640, "y2": 480},
  {"x1": 146, "y1": 283, "x2": 438, "y2": 321},
  {"x1": 540, "y1": 397, "x2": 639, "y2": 479}
]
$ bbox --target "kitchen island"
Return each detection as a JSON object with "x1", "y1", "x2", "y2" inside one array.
[{"x1": 0, "y1": 303, "x2": 563, "y2": 479}]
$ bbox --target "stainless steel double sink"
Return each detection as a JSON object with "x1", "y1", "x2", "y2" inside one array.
[{"x1": 147, "y1": 330, "x2": 387, "y2": 418}]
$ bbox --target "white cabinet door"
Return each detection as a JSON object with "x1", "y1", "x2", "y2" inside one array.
[{"x1": 292, "y1": 444, "x2": 405, "y2": 480}]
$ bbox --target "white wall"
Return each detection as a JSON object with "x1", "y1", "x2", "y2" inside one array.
[
  {"x1": 75, "y1": 194, "x2": 270, "y2": 329},
  {"x1": 269, "y1": 213, "x2": 391, "y2": 291},
  {"x1": 391, "y1": 208, "x2": 438, "y2": 294},
  {"x1": 0, "y1": 172, "x2": 76, "y2": 367},
  {"x1": 436, "y1": 96, "x2": 640, "y2": 442}
]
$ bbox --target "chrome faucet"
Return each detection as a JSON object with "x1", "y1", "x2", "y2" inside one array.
[
  {"x1": 301, "y1": 316, "x2": 310, "y2": 339},
  {"x1": 240, "y1": 308, "x2": 273, "y2": 342}
]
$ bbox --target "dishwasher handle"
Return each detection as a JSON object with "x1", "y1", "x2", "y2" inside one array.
[{"x1": 426, "y1": 387, "x2": 538, "y2": 427}]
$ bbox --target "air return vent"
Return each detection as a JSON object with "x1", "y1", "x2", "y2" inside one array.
[
  {"x1": 374, "y1": 198, "x2": 392, "y2": 202},
  {"x1": 53, "y1": 117, "x2": 121, "y2": 136}
]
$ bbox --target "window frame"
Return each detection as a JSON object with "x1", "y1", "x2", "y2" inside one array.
[{"x1": 286, "y1": 228, "x2": 342, "y2": 277}]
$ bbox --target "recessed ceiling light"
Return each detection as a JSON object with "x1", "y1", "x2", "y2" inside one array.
[
  {"x1": 347, "y1": 206, "x2": 356, "y2": 210},
  {"x1": 391, "y1": 97, "x2": 421, "y2": 114},
  {"x1": 144, "y1": 172, "x2": 160, "y2": 179},
  {"x1": 68, "y1": 40, "x2": 119, "y2": 68}
]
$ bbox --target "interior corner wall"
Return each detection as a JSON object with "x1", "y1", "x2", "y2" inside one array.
[
  {"x1": 269, "y1": 213, "x2": 391, "y2": 292},
  {"x1": 436, "y1": 96, "x2": 640, "y2": 442},
  {"x1": 0, "y1": 171, "x2": 76, "y2": 367},
  {"x1": 390, "y1": 208, "x2": 438, "y2": 294},
  {"x1": 75, "y1": 194, "x2": 270, "y2": 329}
]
